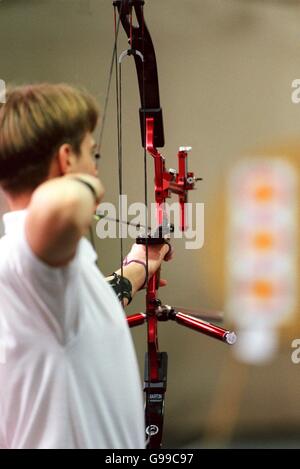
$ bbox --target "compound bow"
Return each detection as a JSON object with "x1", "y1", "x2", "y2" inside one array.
[{"x1": 98, "y1": 0, "x2": 237, "y2": 449}]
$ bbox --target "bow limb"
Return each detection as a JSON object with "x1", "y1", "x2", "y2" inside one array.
[{"x1": 113, "y1": 0, "x2": 164, "y2": 148}]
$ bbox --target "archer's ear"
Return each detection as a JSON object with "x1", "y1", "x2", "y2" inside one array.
[{"x1": 56, "y1": 143, "x2": 77, "y2": 175}]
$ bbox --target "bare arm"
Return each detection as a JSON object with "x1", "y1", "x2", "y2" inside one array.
[{"x1": 25, "y1": 174, "x2": 104, "y2": 267}]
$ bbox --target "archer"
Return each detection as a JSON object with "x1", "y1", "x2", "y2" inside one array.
[{"x1": 0, "y1": 83, "x2": 171, "y2": 449}]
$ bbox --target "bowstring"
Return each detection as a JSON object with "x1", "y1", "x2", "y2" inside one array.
[
  {"x1": 96, "y1": 5, "x2": 122, "y2": 155},
  {"x1": 115, "y1": 5, "x2": 125, "y2": 291},
  {"x1": 90, "y1": 3, "x2": 123, "y2": 275}
]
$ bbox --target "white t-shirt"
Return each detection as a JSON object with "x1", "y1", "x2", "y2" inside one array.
[{"x1": 0, "y1": 210, "x2": 145, "y2": 449}]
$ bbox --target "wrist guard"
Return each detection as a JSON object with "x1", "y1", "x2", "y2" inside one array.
[{"x1": 108, "y1": 272, "x2": 133, "y2": 305}]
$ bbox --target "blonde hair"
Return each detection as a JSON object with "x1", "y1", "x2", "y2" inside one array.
[{"x1": 0, "y1": 83, "x2": 99, "y2": 195}]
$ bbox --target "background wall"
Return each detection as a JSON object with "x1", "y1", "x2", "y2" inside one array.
[{"x1": 1, "y1": 0, "x2": 300, "y2": 448}]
